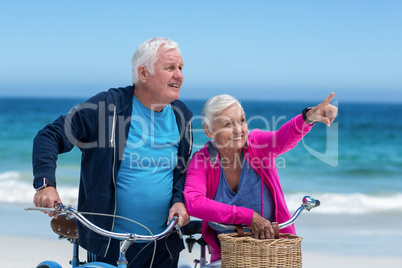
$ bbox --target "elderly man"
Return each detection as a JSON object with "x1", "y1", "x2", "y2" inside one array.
[{"x1": 32, "y1": 37, "x2": 193, "y2": 267}]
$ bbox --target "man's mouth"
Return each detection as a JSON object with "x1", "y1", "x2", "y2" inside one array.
[
  {"x1": 230, "y1": 137, "x2": 242, "y2": 141},
  {"x1": 169, "y1": 84, "x2": 180, "y2": 88}
]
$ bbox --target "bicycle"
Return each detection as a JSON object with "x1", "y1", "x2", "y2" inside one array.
[{"x1": 26, "y1": 195, "x2": 319, "y2": 268}]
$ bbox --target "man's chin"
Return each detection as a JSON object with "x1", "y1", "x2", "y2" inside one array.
[{"x1": 168, "y1": 91, "x2": 180, "y2": 102}]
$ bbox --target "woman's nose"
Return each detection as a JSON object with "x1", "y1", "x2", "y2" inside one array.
[{"x1": 233, "y1": 123, "x2": 242, "y2": 133}]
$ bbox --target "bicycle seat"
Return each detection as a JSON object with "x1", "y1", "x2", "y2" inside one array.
[
  {"x1": 181, "y1": 220, "x2": 203, "y2": 235},
  {"x1": 50, "y1": 214, "x2": 78, "y2": 239}
]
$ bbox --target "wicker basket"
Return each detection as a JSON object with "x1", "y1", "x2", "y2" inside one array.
[{"x1": 218, "y1": 232, "x2": 302, "y2": 268}]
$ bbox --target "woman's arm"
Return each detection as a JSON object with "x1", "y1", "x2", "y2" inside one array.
[
  {"x1": 248, "y1": 93, "x2": 337, "y2": 157},
  {"x1": 249, "y1": 93, "x2": 337, "y2": 157},
  {"x1": 247, "y1": 114, "x2": 314, "y2": 158},
  {"x1": 184, "y1": 153, "x2": 254, "y2": 226}
]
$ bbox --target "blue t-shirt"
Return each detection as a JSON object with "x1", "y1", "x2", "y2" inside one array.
[
  {"x1": 113, "y1": 96, "x2": 179, "y2": 237},
  {"x1": 210, "y1": 152, "x2": 274, "y2": 233}
]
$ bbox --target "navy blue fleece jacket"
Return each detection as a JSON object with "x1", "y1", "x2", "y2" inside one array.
[{"x1": 32, "y1": 85, "x2": 193, "y2": 256}]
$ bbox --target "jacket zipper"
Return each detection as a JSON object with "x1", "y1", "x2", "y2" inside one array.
[
  {"x1": 188, "y1": 121, "x2": 193, "y2": 158},
  {"x1": 104, "y1": 105, "x2": 117, "y2": 257}
]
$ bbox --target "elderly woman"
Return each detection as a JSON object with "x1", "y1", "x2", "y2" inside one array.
[{"x1": 184, "y1": 93, "x2": 337, "y2": 262}]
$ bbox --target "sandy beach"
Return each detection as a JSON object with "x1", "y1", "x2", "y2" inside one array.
[
  {"x1": 1, "y1": 203, "x2": 401, "y2": 267},
  {"x1": 1, "y1": 234, "x2": 401, "y2": 268}
]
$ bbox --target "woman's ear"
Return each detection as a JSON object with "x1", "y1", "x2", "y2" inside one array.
[
  {"x1": 203, "y1": 125, "x2": 214, "y2": 139},
  {"x1": 138, "y1": 65, "x2": 148, "y2": 83}
]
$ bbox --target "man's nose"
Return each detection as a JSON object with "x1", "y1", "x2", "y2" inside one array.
[{"x1": 173, "y1": 68, "x2": 183, "y2": 79}]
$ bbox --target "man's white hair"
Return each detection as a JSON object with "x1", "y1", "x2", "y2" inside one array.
[{"x1": 131, "y1": 37, "x2": 181, "y2": 84}]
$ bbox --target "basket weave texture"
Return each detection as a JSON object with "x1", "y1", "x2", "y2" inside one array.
[{"x1": 218, "y1": 232, "x2": 302, "y2": 268}]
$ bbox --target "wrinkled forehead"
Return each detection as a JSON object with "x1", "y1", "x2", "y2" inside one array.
[{"x1": 157, "y1": 46, "x2": 182, "y2": 60}]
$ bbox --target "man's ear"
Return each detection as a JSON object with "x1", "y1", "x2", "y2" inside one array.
[{"x1": 138, "y1": 65, "x2": 148, "y2": 83}]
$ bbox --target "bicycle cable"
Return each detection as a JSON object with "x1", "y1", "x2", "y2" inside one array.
[
  {"x1": 76, "y1": 210, "x2": 177, "y2": 268},
  {"x1": 78, "y1": 211, "x2": 154, "y2": 238}
]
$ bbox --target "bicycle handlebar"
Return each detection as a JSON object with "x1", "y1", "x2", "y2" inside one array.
[
  {"x1": 25, "y1": 204, "x2": 180, "y2": 242},
  {"x1": 279, "y1": 196, "x2": 320, "y2": 229},
  {"x1": 26, "y1": 195, "x2": 319, "y2": 240},
  {"x1": 209, "y1": 195, "x2": 320, "y2": 231}
]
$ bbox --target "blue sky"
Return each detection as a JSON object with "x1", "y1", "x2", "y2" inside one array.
[{"x1": 1, "y1": 0, "x2": 401, "y2": 102}]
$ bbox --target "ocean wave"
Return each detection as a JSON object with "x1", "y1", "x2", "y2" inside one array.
[
  {"x1": 0, "y1": 171, "x2": 78, "y2": 205},
  {"x1": 1, "y1": 171, "x2": 401, "y2": 215},
  {"x1": 285, "y1": 192, "x2": 402, "y2": 214},
  {"x1": 0, "y1": 171, "x2": 20, "y2": 180}
]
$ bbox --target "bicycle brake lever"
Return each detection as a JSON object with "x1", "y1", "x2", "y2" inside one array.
[
  {"x1": 25, "y1": 207, "x2": 59, "y2": 213},
  {"x1": 175, "y1": 224, "x2": 183, "y2": 240},
  {"x1": 170, "y1": 216, "x2": 183, "y2": 239},
  {"x1": 25, "y1": 202, "x2": 65, "y2": 214}
]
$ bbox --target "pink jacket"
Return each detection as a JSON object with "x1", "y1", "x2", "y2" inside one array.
[{"x1": 184, "y1": 114, "x2": 314, "y2": 262}]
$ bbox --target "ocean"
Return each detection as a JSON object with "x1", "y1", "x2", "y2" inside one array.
[
  {"x1": 1, "y1": 97, "x2": 401, "y2": 213},
  {"x1": 0, "y1": 97, "x2": 401, "y2": 257}
]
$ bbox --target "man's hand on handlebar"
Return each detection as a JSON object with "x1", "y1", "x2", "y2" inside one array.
[
  {"x1": 250, "y1": 211, "x2": 275, "y2": 240},
  {"x1": 33, "y1": 187, "x2": 62, "y2": 219},
  {"x1": 168, "y1": 202, "x2": 190, "y2": 227}
]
